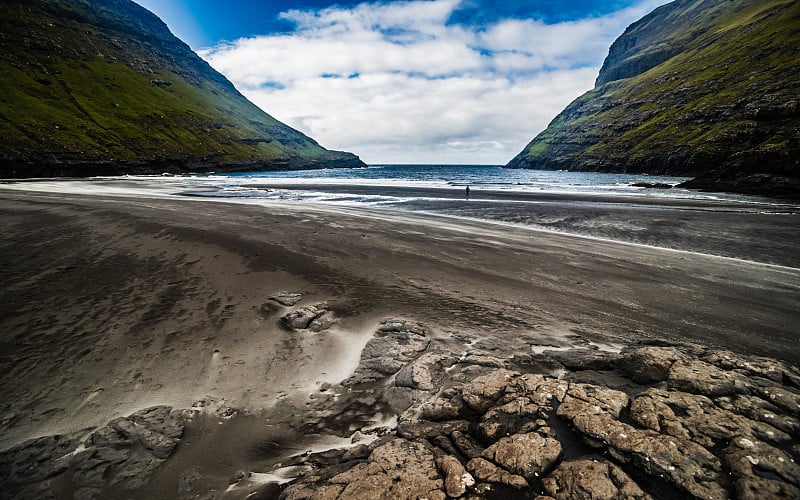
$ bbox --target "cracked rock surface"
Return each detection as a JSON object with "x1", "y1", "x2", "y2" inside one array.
[{"x1": 275, "y1": 322, "x2": 800, "y2": 500}]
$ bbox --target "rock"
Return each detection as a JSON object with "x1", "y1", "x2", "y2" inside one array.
[
  {"x1": 630, "y1": 388, "x2": 790, "y2": 447},
  {"x1": 110, "y1": 416, "x2": 179, "y2": 459},
  {"x1": 478, "y1": 397, "x2": 547, "y2": 443},
  {"x1": 619, "y1": 345, "x2": 684, "y2": 383},
  {"x1": 0, "y1": 434, "x2": 80, "y2": 485},
  {"x1": 725, "y1": 436, "x2": 800, "y2": 499},
  {"x1": 560, "y1": 383, "x2": 630, "y2": 418},
  {"x1": 270, "y1": 291, "x2": 303, "y2": 306},
  {"x1": 462, "y1": 369, "x2": 518, "y2": 412},
  {"x1": 436, "y1": 455, "x2": 475, "y2": 498},
  {"x1": 668, "y1": 358, "x2": 750, "y2": 396},
  {"x1": 397, "y1": 420, "x2": 471, "y2": 441},
  {"x1": 343, "y1": 319, "x2": 430, "y2": 385},
  {"x1": 466, "y1": 457, "x2": 528, "y2": 489},
  {"x1": 459, "y1": 352, "x2": 508, "y2": 368},
  {"x1": 327, "y1": 439, "x2": 445, "y2": 499},
  {"x1": 714, "y1": 394, "x2": 800, "y2": 435},
  {"x1": 395, "y1": 352, "x2": 458, "y2": 392},
  {"x1": 542, "y1": 458, "x2": 651, "y2": 500},
  {"x1": 558, "y1": 385, "x2": 729, "y2": 499},
  {"x1": 482, "y1": 432, "x2": 562, "y2": 482},
  {"x1": 281, "y1": 303, "x2": 337, "y2": 332},
  {"x1": 377, "y1": 318, "x2": 427, "y2": 336},
  {"x1": 754, "y1": 386, "x2": 800, "y2": 416},
  {"x1": 422, "y1": 396, "x2": 465, "y2": 421},
  {"x1": 451, "y1": 431, "x2": 484, "y2": 459},
  {"x1": 541, "y1": 349, "x2": 621, "y2": 371}
]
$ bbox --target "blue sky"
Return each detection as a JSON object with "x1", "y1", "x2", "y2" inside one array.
[{"x1": 135, "y1": 0, "x2": 669, "y2": 164}]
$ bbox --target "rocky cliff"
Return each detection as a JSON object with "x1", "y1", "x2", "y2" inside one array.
[
  {"x1": 506, "y1": 0, "x2": 800, "y2": 198},
  {"x1": 0, "y1": 0, "x2": 365, "y2": 177}
]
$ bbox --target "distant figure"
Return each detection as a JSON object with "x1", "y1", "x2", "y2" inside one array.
[{"x1": 466, "y1": 185, "x2": 470, "y2": 199}]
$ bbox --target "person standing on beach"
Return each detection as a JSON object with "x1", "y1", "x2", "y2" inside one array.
[{"x1": 466, "y1": 185, "x2": 470, "y2": 199}]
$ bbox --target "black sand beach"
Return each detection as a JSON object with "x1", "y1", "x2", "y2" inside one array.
[{"x1": 1, "y1": 189, "x2": 799, "y2": 498}]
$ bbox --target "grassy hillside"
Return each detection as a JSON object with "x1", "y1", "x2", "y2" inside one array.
[
  {"x1": 507, "y1": 0, "x2": 800, "y2": 197},
  {"x1": 0, "y1": 0, "x2": 364, "y2": 177}
]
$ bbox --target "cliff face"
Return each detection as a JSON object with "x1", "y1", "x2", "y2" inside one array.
[
  {"x1": 507, "y1": 0, "x2": 800, "y2": 198},
  {"x1": 0, "y1": 0, "x2": 365, "y2": 177}
]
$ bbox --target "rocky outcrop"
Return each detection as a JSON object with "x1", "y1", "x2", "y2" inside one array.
[
  {"x1": 0, "y1": 0, "x2": 365, "y2": 177},
  {"x1": 267, "y1": 320, "x2": 800, "y2": 500},
  {"x1": 1, "y1": 406, "x2": 185, "y2": 499},
  {"x1": 506, "y1": 0, "x2": 800, "y2": 198},
  {"x1": 282, "y1": 302, "x2": 338, "y2": 332}
]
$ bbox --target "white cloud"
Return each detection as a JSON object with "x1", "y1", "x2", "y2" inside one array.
[{"x1": 200, "y1": 0, "x2": 668, "y2": 164}]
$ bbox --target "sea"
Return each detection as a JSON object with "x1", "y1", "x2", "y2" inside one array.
[
  {"x1": 4, "y1": 164, "x2": 799, "y2": 266},
  {"x1": 131, "y1": 164, "x2": 785, "y2": 206}
]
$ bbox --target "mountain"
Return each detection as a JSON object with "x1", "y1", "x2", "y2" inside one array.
[
  {"x1": 0, "y1": 0, "x2": 365, "y2": 177},
  {"x1": 506, "y1": 0, "x2": 800, "y2": 198}
]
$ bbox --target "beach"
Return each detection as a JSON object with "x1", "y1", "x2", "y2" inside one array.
[{"x1": 1, "y1": 187, "x2": 799, "y2": 498}]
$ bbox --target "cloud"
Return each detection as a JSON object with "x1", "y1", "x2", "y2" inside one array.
[{"x1": 200, "y1": 0, "x2": 668, "y2": 164}]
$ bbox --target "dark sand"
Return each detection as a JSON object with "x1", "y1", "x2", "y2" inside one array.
[{"x1": 1, "y1": 189, "x2": 798, "y2": 495}]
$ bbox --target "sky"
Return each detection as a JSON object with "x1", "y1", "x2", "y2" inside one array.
[{"x1": 135, "y1": 0, "x2": 670, "y2": 164}]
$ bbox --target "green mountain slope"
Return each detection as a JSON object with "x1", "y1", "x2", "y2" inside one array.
[
  {"x1": 0, "y1": 0, "x2": 365, "y2": 177},
  {"x1": 507, "y1": 0, "x2": 800, "y2": 198}
]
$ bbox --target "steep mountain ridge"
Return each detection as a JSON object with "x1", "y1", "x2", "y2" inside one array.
[
  {"x1": 0, "y1": 0, "x2": 364, "y2": 177},
  {"x1": 507, "y1": 0, "x2": 800, "y2": 198}
]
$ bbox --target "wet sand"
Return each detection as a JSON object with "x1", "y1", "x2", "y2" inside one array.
[{"x1": 1, "y1": 189, "x2": 798, "y2": 495}]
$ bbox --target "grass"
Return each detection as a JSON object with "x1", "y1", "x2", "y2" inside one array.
[
  {"x1": 514, "y1": 0, "x2": 800, "y2": 178},
  {"x1": 0, "y1": 0, "x2": 360, "y2": 173}
]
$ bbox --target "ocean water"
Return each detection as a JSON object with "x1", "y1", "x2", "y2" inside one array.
[{"x1": 163, "y1": 164, "x2": 781, "y2": 206}]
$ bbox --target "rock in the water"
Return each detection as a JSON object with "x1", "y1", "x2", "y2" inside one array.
[
  {"x1": 482, "y1": 432, "x2": 561, "y2": 482},
  {"x1": 270, "y1": 291, "x2": 303, "y2": 306},
  {"x1": 542, "y1": 457, "x2": 650, "y2": 500}
]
